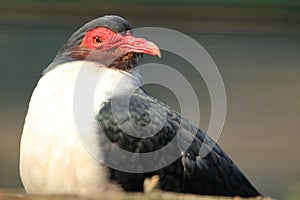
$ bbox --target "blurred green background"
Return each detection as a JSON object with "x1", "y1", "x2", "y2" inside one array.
[{"x1": 1, "y1": 0, "x2": 300, "y2": 199}]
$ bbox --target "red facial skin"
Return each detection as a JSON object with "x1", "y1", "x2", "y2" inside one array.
[{"x1": 81, "y1": 27, "x2": 160, "y2": 57}]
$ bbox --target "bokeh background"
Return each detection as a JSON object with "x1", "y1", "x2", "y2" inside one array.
[{"x1": 1, "y1": 0, "x2": 300, "y2": 199}]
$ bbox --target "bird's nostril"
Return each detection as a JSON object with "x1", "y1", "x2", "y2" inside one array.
[{"x1": 133, "y1": 41, "x2": 143, "y2": 46}]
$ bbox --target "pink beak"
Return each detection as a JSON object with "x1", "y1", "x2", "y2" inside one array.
[{"x1": 118, "y1": 35, "x2": 161, "y2": 57}]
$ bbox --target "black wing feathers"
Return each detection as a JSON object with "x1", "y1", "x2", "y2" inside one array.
[{"x1": 97, "y1": 89, "x2": 260, "y2": 197}]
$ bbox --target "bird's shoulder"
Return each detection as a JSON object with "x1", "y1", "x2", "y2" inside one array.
[{"x1": 97, "y1": 88, "x2": 180, "y2": 153}]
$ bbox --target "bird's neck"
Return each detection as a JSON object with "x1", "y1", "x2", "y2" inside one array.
[
  {"x1": 92, "y1": 63, "x2": 142, "y2": 112},
  {"x1": 42, "y1": 60, "x2": 142, "y2": 113}
]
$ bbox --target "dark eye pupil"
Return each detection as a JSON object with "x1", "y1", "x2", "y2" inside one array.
[{"x1": 94, "y1": 36, "x2": 101, "y2": 44}]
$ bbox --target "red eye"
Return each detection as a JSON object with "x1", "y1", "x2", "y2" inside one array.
[
  {"x1": 82, "y1": 27, "x2": 113, "y2": 49},
  {"x1": 93, "y1": 36, "x2": 102, "y2": 45}
]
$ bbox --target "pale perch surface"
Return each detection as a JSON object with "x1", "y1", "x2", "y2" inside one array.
[{"x1": 0, "y1": 189, "x2": 272, "y2": 200}]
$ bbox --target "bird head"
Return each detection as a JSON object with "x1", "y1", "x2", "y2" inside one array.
[{"x1": 44, "y1": 15, "x2": 160, "y2": 73}]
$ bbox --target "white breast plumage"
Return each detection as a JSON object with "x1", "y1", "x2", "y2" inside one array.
[{"x1": 20, "y1": 61, "x2": 140, "y2": 195}]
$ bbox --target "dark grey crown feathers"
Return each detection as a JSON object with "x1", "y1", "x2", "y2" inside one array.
[{"x1": 43, "y1": 15, "x2": 132, "y2": 74}]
